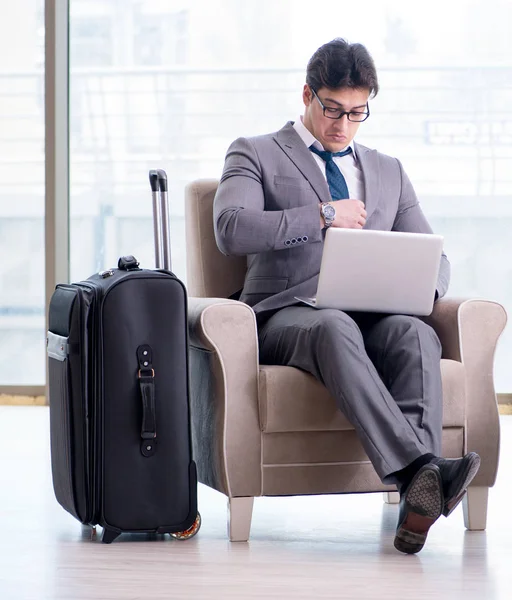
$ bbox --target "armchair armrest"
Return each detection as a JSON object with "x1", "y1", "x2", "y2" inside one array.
[
  {"x1": 188, "y1": 297, "x2": 262, "y2": 497},
  {"x1": 425, "y1": 298, "x2": 507, "y2": 486}
]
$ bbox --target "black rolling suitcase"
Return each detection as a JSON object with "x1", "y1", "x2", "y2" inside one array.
[{"x1": 47, "y1": 169, "x2": 200, "y2": 543}]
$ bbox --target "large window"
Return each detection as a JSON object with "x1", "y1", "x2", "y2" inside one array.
[
  {"x1": 0, "y1": 1, "x2": 45, "y2": 385},
  {"x1": 69, "y1": 0, "x2": 512, "y2": 390}
]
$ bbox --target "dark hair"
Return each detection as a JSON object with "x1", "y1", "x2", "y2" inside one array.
[{"x1": 306, "y1": 38, "x2": 379, "y2": 97}]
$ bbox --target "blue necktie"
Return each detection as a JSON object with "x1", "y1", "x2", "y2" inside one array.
[{"x1": 310, "y1": 145, "x2": 352, "y2": 200}]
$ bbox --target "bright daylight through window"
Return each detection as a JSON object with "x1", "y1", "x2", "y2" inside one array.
[
  {"x1": 0, "y1": 1, "x2": 44, "y2": 385},
  {"x1": 1, "y1": 1, "x2": 511, "y2": 389}
]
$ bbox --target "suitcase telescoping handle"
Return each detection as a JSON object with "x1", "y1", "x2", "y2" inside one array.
[{"x1": 149, "y1": 169, "x2": 172, "y2": 271}]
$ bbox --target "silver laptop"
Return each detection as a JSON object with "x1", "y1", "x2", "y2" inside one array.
[{"x1": 296, "y1": 228, "x2": 444, "y2": 316}]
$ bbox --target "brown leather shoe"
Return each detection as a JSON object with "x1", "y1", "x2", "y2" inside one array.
[{"x1": 394, "y1": 464, "x2": 444, "y2": 554}]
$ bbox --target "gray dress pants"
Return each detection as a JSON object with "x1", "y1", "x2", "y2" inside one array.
[{"x1": 258, "y1": 306, "x2": 443, "y2": 483}]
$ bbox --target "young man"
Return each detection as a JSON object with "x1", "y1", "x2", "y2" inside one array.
[{"x1": 213, "y1": 38, "x2": 480, "y2": 554}]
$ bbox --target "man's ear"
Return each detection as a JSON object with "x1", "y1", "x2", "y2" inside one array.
[{"x1": 303, "y1": 84, "x2": 312, "y2": 106}]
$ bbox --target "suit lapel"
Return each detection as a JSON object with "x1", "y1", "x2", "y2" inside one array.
[
  {"x1": 273, "y1": 124, "x2": 381, "y2": 220},
  {"x1": 273, "y1": 122, "x2": 331, "y2": 204},
  {"x1": 354, "y1": 142, "x2": 380, "y2": 222}
]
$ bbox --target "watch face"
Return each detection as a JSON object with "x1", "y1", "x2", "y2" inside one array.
[{"x1": 323, "y1": 204, "x2": 336, "y2": 219}]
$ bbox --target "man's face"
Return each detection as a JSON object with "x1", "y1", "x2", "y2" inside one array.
[{"x1": 302, "y1": 85, "x2": 370, "y2": 152}]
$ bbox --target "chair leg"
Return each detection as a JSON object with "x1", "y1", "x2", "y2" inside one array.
[
  {"x1": 383, "y1": 491, "x2": 400, "y2": 504},
  {"x1": 463, "y1": 486, "x2": 489, "y2": 531},
  {"x1": 228, "y1": 497, "x2": 254, "y2": 542}
]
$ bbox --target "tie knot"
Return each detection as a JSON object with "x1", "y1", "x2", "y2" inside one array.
[
  {"x1": 309, "y1": 146, "x2": 352, "y2": 162},
  {"x1": 310, "y1": 145, "x2": 352, "y2": 162}
]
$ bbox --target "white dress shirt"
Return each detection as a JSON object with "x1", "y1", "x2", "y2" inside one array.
[{"x1": 293, "y1": 116, "x2": 365, "y2": 203}]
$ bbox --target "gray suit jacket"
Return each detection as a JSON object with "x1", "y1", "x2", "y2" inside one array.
[{"x1": 213, "y1": 121, "x2": 450, "y2": 322}]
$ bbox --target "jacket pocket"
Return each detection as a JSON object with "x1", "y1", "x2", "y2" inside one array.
[
  {"x1": 243, "y1": 277, "x2": 288, "y2": 295},
  {"x1": 273, "y1": 175, "x2": 310, "y2": 190}
]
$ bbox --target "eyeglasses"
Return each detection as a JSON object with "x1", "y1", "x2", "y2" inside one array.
[{"x1": 311, "y1": 88, "x2": 370, "y2": 122}]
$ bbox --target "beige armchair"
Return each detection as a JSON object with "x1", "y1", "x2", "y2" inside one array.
[{"x1": 185, "y1": 179, "x2": 507, "y2": 542}]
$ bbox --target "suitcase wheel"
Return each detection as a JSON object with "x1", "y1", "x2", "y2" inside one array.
[{"x1": 170, "y1": 513, "x2": 201, "y2": 541}]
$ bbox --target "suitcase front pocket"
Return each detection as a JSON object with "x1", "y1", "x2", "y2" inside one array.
[{"x1": 48, "y1": 332, "x2": 80, "y2": 520}]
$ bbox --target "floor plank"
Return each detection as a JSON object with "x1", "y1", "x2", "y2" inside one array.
[{"x1": 1, "y1": 407, "x2": 511, "y2": 600}]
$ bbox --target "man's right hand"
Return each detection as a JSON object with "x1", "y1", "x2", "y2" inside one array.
[{"x1": 321, "y1": 200, "x2": 367, "y2": 229}]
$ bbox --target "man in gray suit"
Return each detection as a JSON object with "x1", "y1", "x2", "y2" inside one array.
[{"x1": 213, "y1": 38, "x2": 480, "y2": 554}]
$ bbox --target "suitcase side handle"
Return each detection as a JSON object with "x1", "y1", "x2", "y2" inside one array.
[{"x1": 137, "y1": 345, "x2": 157, "y2": 458}]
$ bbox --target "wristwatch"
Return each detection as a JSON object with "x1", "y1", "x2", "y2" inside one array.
[{"x1": 320, "y1": 202, "x2": 336, "y2": 228}]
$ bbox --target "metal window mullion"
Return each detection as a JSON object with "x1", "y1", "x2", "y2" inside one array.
[{"x1": 45, "y1": 0, "x2": 70, "y2": 401}]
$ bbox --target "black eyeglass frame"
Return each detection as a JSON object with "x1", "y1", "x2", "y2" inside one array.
[{"x1": 311, "y1": 88, "x2": 370, "y2": 122}]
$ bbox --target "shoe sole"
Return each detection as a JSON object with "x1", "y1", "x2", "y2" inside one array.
[
  {"x1": 443, "y1": 453, "x2": 481, "y2": 517},
  {"x1": 394, "y1": 466, "x2": 443, "y2": 555}
]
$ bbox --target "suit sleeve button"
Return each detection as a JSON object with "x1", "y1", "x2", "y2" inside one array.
[
  {"x1": 302, "y1": 236, "x2": 308, "y2": 242},
  {"x1": 285, "y1": 240, "x2": 291, "y2": 246}
]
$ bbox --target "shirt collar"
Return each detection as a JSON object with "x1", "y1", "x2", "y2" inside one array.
[{"x1": 293, "y1": 116, "x2": 354, "y2": 154}]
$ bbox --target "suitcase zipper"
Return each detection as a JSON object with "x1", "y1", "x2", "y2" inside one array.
[
  {"x1": 76, "y1": 281, "x2": 103, "y2": 525},
  {"x1": 53, "y1": 283, "x2": 94, "y2": 523}
]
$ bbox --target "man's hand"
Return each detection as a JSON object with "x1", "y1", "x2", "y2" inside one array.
[{"x1": 320, "y1": 200, "x2": 367, "y2": 229}]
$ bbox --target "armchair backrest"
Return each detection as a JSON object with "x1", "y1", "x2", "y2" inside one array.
[{"x1": 184, "y1": 179, "x2": 247, "y2": 298}]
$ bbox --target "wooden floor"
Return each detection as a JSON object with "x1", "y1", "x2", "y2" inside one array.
[{"x1": 1, "y1": 407, "x2": 511, "y2": 600}]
